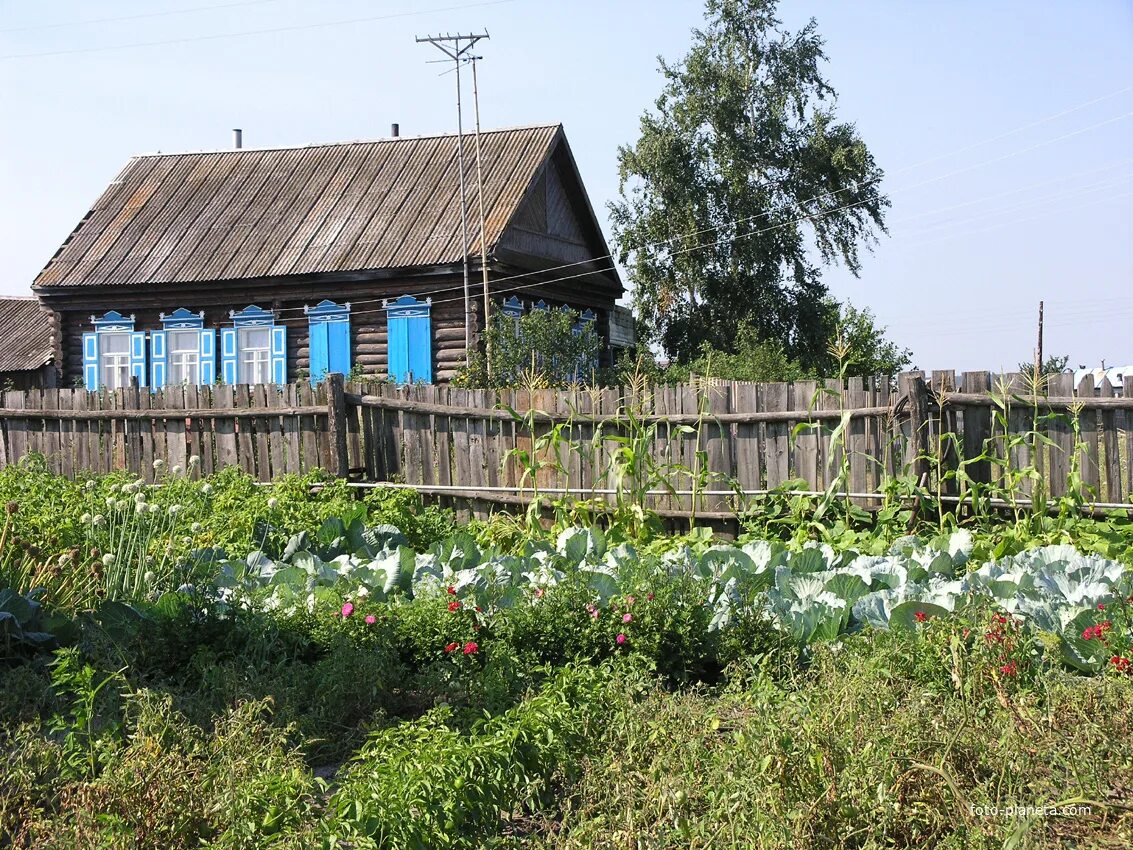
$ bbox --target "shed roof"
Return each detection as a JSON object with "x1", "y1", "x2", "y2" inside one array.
[
  {"x1": 0, "y1": 297, "x2": 54, "y2": 372},
  {"x1": 35, "y1": 124, "x2": 611, "y2": 290}
]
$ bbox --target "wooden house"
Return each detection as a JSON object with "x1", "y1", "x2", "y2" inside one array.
[
  {"x1": 0, "y1": 296, "x2": 56, "y2": 389},
  {"x1": 32, "y1": 124, "x2": 624, "y2": 389}
]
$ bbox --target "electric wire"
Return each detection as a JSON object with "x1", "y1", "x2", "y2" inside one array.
[{"x1": 0, "y1": 0, "x2": 518, "y2": 59}]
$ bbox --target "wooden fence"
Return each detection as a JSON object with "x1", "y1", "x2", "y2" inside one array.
[{"x1": 1, "y1": 371, "x2": 1132, "y2": 517}]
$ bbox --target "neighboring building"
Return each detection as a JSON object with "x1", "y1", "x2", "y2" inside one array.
[
  {"x1": 32, "y1": 124, "x2": 625, "y2": 389},
  {"x1": 0, "y1": 297, "x2": 56, "y2": 389},
  {"x1": 1073, "y1": 366, "x2": 1133, "y2": 395}
]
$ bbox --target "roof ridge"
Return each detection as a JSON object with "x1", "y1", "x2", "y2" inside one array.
[{"x1": 129, "y1": 123, "x2": 563, "y2": 159}]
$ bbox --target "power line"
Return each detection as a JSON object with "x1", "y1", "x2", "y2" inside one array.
[
  {"x1": 0, "y1": 0, "x2": 517, "y2": 59},
  {"x1": 322, "y1": 175, "x2": 1133, "y2": 325},
  {"x1": 0, "y1": 0, "x2": 283, "y2": 33},
  {"x1": 265, "y1": 107, "x2": 1133, "y2": 321}
]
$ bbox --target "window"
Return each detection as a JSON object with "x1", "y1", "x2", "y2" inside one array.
[
  {"x1": 305, "y1": 300, "x2": 351, "y2": 383},
  {"x1": 384, "y1": 295, "x2": 432, "y2": 384},
  {"x1": 99, "y1": 332, "x2": 130, "y2": 391},
  {"x1": 238, "y1": 326, "x2": 271, "y2": 384},
  {"x1": 221, "y1": 306, "x2": 287, "y2": 385},
  {"x1": 151, "y1": 308, "x2": 215, "y2": 388},
  {"x1": 168, "y1": 330, "x2": 200, "y2": 385},
  {"x1": 82, "y1": 311, "x2": 146, "y2": 391}
]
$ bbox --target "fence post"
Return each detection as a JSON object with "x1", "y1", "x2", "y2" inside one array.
[
  {"x1": 325, "y1": 373, "x2": 349, "y2": 478},
  {"x1": 899, "y1": 371, "x2": 930, "y2": 483}
]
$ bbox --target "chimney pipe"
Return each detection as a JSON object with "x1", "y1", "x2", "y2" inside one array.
[
  {"x1": 233, "y1": 128, "x2": 243, "y2": 149},
  {"x1": 391, "y1": 123, "x2": 399, "y2": 138}
]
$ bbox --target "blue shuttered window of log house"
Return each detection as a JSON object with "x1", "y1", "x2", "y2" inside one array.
[
  {"x1": 221, "y1": 305, "x2": 287, "y2": 385},
  {"x1": 385, "y1": 295, "x2": 432, "y2": 384},
  {"x1": 82, "y1": 311, "x2": 146, "y2": 391},
  {"x1": 305, "y1": 300, "x2": 351, "y2": 383},
  {"x1": 150, "y1": 308, "x2": 216, "y2": 389}
]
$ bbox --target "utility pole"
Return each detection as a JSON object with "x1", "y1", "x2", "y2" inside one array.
[
  {"x1": 416, "y1": 31, "x2": 489, "y2": 365},
  {"x1": 1034, "y1": 300, "x2": 1044, "y2": 381},
  {"x1": 469, "y1": 55, "x2": 493, "y2": 376}
]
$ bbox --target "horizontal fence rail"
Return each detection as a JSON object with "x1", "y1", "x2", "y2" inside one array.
[{"x1": 1, "y1": 371, "x2": 1131, "y2": 520}]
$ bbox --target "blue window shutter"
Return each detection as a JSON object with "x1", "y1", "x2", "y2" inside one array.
[
  {"x1": 199, "y1": 329, "x2": 216, "y2": 385},
  {"x1": 271, "y1": 326, "x2": 287, "y2": 384},
  {"x1": 221, "y1": 328, "x2": 238, "y2": 385},
  {"x1": 388, "y1": 316, "x2": 408, "y2": 383},
  {"x1": 328, "y1": 320, "x2": 350, "y2": 377},
  {"x1": 309, "y1": 321, "x2": 329, "y2": 384},
  {"x1": 129, "y1": 332, "x2": 147, "y2": 388},
  {"x1": 150, "y1": 331, "x2": 167, "y2": 390},
  {"x1": 82, "y1": 332, "x2": 99, "y2": 391},
  {"x1": 406, "y1": 315, "x2": 432, "y2": 384}
]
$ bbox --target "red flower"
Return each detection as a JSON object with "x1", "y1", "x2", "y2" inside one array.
[
  {"x1": 474, "y1": 606, "x2": 482, "y2": 613},
  {"x1": 1082, "y1": 626, "x2": 1097, "y2": 641},
  {"x1": 448, "y1": 600, "x2": 462, "y2": 612},
  {"x1": 914, "y1": 611, "x2": 928, "y2": 623},
  {"x1": 462, "y1": 641, "x2": 478, "y2": 655},
  {"x1": 646, "y1": 593, "x2": 655, "y2": 602},
  {"x1": 447, "y1": 586, "x2": 456, "y2": 595},
  {"x1": 444, "y1": 642, "x2": 458, "y2": 653},
  {"x1": 1110, "y1": 656, "x2": 1131, "y2": 674},
  {"x1": 1098, "y1": 603, "x2": 1106, "y2": 611},
  {"x1": 992, "y1": 614, "x2": 1009, "y2": 625},
  {"x1": 962, "y1": 628, "x2": 972, "y2": 639},
  {"x1": 999, "y1": 661, "x2": 1018, "y2": 677}
]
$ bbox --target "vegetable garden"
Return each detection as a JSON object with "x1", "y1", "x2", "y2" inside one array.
[{"x1": 3, "y1": 448, "x2": 1133, "y2": 849}]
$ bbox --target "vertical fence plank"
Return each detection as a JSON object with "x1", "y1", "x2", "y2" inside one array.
[
  {"x1": 1076, "y1": 374, "x2": 1100, "y2": 497},
  {"x1": 733, "y1": 383, "x2": 761, "y2": 502},
  {"x1": 1098, "y1": 378, "x2": 1122, "y2": 503},
  {"x1": 213, "y1": 385, "x2": 237, "y2": 471},
  {"x1": 7, "y1": 390, "x2": 26, "y2": 465},
  {"x1": 846, "y1": 377, "x2": 868, "y2": 501},
  {"x1": 960, "y1": 372, "x2": 991, "y2": 489}
]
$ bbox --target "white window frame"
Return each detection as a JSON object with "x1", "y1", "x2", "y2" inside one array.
[
  {"x1": 167, "y1": 329, "x2": 201, "y2": 386},
  {"x1": 238, "y1": 326, "x2": 271, "y2": 385},
  {"x1": 99, "y1": 332, "x2": 131, "y2": 391}
]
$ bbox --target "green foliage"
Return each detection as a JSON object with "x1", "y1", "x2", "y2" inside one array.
[
  {"x1": 457, "y1": 306, "x2": 601, "y2": 389},
  {"x1": 611, "y1": 0, "x2": 888, "y2": 368},
  {"x1": 1017, "y1": 353, "x2": 1071, "y2": 376}
]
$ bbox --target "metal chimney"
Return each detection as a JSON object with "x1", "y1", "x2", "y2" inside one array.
[
  {"x1": 233, "y1": 128, "x2": 243, "y2": 149},
  {"x1": 391, "y1": 123, "x2": 400, "y2": 138}
]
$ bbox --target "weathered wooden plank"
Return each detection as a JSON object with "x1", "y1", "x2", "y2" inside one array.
[
  {"x1": 344, "y1": 382, "x2": 363, "y2": 476},
  {"x1": 484, "y1": 388, "x2": 501, "y2": 491},
  {"x1": 792, "y1": 380, "x2": 818, "y2": 489},
  {"x1": 213, "y1": 385, "x2": 238, "y2": 471},
  {"x1": 299, "y1": 382, "x2": 321, "y2": 472},
  {"x1": 7, "y1": 391, "x2": 26, "y2": 466},
  {"x1": 251, "y1": 384, "x2": 271, "y2": 481},
  {"x1": 931, "y1": 370, "x2": 958, "y2": 497},
  {"x1": 137, "y1": 386, "x2": 155, "y2": 479},
  {"x1": 704, "y1": 384, "x2": 730, "y2": 511},
  {"x1": 72, "y1": 391, "x2": 89, "y2": 476},
  {"x1": 451, "y1": 388, "x2": 472, "y2": 494},
  {"x1": 1045, "y1": 372, "x2": 1073, "y2": 501},
  {"x1": 763, "y1": 382, "x2": 790, "y2": 489},
  {"x1": 960, "y1": 372, "x2": 991, "y2": 489},
  {"x1": 1126, "y1": 377, "x2": 1133, "y2": 500},
  {"x1": 1098, "y1": 378, "x2": 1122, "y2": 503},
  {"x1": 232, "y1": 384, "x2": 254, "y2": 475},
  {"x1": 1076, "y1": 374, "x2": 1100, "y2": 497},
  {"x1": 733, "y1": 383, "x2": 760, "y2": 499},
  {"x1": 282, "y1": 384, "x2": 302, "y2": 475},
  {"x1": 846, "y1": 377, "x2": 868, "y2": 501}
]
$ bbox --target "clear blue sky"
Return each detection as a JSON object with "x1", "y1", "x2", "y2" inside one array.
[{"x1": 2, "y1": 0, "x2": 1131, "y2": 372}]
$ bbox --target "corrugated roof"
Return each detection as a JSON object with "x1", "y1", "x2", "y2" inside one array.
[
  {"x1": 0, "y1": 297, "x2": 53, "y2": 372},
  {"x1": 35, "y1": 124, "x2": 565, "y2": 289}
]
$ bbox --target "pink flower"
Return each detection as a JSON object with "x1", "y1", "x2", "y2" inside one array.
[
  {"x1": 615, "y1": 633, "x2": 626, "y2": 645},
  {"x1": 444, "y1": 642, "x2": 458, "y2": 653},
  {"x1": 534, "y1": 587, "x2": 545, "y2": 599},
  {"x1": 622, "y1": 613, "x2": 633, "y2": 624},
  {"x1": 1098, "y1": 603, "x2": 1106, "y2": 611},
  {"x1": 463, "y1": 641, "x2": 479, "y2": 655},
  {"x1": 914, "y1": 611, "x2": 928, "y2": 623},
  {"x1": 625, "y1": 595, "x2": 635, "y2": 607},
  {"x1": 365, "y1": 615, "x2": 376, "y2": 625},
  {"x1": 586, "y1": 603, "x2": 599, "y2": 619},
  {"x1": 646, "y1": 593, "x2": 654, "y2": 602},
  {"x1": 340, "y1": 602, "x2": 354, "y2": 618},
  {"x1": 448, "y1": 600, "x2": 462, "y2": 612}
]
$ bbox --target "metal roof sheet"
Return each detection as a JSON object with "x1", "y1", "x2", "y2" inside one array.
[
  {"x1": 35, "y1": 124, "x2": 564, "y2": 289},
  {"x1": 0, "y1": 297, "x2": 53, "y2": 372}
]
